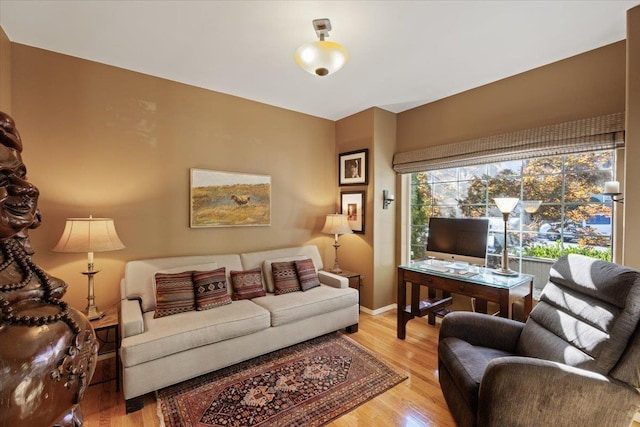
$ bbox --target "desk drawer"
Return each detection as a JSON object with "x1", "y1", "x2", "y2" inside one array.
[{"x1": 403, "y1": 270, "x2": 504, "y2": 302}]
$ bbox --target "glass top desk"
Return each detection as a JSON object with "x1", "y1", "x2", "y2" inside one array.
[{"x1": 397, "y1": 260, "x2": 534, "y2": 339}]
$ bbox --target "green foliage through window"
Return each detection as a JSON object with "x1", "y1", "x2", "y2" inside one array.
[{"x1": 410, "y1": 151, "x2": 614, "y2": 267}]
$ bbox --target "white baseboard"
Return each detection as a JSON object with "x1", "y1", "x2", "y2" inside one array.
[{"x1": 359, "y1": 303, "x2": 397, "y2": 316}]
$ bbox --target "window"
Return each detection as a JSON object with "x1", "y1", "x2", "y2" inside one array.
[{"x1": 409, "y1": 150, "x2": 614, "y2": 268}]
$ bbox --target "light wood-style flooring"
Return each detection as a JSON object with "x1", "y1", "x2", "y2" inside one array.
[{"x1": 81, "y1": 310, "x2": 456, "y2": 427}]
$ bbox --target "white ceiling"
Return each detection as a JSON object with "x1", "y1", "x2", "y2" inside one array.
[{"x1": 1, "y1": 1, "x2": 639, "y2": 121}]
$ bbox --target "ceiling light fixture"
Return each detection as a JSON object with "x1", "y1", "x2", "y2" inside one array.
[{"x1": 295, "y1": 18, "x2": 348, "y2": 77}]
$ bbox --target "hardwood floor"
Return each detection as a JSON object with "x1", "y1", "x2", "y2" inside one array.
[{"x1": 81, "y1": 310, "x2": 456, "y2": 427}]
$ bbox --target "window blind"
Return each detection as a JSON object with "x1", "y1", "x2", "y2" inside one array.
[{"x1": 393, "y1": 112, "x2": 625, "y2": 174}]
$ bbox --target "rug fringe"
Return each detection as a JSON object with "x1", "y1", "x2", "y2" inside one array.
[{"x1": 156, "y1": 390, "x2": 166, "y2": 427}]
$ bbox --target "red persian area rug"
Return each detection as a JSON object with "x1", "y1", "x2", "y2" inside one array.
[{"x1": 156, "y1": 332, "x2": 407, "y2": 427}]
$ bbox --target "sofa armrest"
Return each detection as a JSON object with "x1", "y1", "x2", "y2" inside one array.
[
  {"x1": 318, "y1": 271, "x2": 349, "y2": 288},
  {"x1": 440, "y1": 311, "x2": 524, "y2": 353},
  {"x1": 479, "y1": 357, "x2": 640, "y2": 426},
  {"x1": 120, "y1": 298, "x2": 144, "y2": 338}
]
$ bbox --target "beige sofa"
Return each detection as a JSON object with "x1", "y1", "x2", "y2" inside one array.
[{"x1": 119, "y1": 245, "x2": 359, "y2": 412}]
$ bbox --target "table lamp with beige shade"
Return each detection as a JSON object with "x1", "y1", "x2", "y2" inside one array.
[{"x1": 53, "y1": 215, "x2": 125, "y2": 320}]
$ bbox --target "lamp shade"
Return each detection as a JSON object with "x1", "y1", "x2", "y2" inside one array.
[
  {"x1": 494, "y1": 197, "x2": 519, "y2": 214},
  {"x1": 321, "y1": 214, "x2": 353, "y2": 236},
  {"x1": 53, "y1": 217, "x2": 125, "y2": 254},
  {"x1": 522, "y1": 200, "x2": 542, "y2": 214},
  {"x1": 295, "y1": 41, "x2": 348, "y2": 76}
]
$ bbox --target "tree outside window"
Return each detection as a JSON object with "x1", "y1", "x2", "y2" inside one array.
[{"x1": 410, "y1": 151, "x2": 614, "y2": 267}]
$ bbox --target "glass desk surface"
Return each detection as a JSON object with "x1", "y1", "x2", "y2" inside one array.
[{"x1": 400, "y1": 260, "x2": 534, "y2": 289}]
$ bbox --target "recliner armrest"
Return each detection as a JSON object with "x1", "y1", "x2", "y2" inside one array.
[
  {"x1": 440, "y1": 311, "x2": 523, "y2": 353},
  {"x1": 479, "y1": 357, "x2": 640, "y2": 427},
  {"x1": 120, "y1": 298, "x2": 144, "y2": 338},
  {"x1": 318, "y1": 270, "x2": 349, "y2": 288}
]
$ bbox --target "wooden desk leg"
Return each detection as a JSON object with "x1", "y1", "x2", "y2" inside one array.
[
  {"x1": 427, "y1": 287, "x2": 436, "y2": 325},
  {"x1": 397, "y1": 271, "x2": 409, "y2": 339},
  {"x1": 523, "y1": 280, "x2": 533, "y2": 320},
  {"x1": 475, "y1": 298, "x2": 488, "y2": 314},
  {"x1": 499, "y1": 292, "x2": 510, "y2": 318}
]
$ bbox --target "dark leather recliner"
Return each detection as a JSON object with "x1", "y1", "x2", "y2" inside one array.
[{"x1": 438, "y1": 254, "x2": 640, "y2": 426}]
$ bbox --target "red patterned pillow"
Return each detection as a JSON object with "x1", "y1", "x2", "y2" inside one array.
[
  {"x1": 193, "y1": 267, "x2": 232, "y2": 310},
  {"x1": 295, "y1": 258, "x2": 321, "y2": 291},
  {"x1": 272, "y1": 261, "x2": 301, "y2": 295},
  {"x1": 154, "y1": 271, "x2": 196, "y2": 318},
  {"x1": 231, "y1": 267, "x2": 266, "y2": 300}
]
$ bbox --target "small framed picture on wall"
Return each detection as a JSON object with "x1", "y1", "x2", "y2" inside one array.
[
  {"x1": 338, "y1": 149, "x2": 368, "y2": 186},
  {"x1": 341, "y1": 191, "x2": 365, "y2": 234}
]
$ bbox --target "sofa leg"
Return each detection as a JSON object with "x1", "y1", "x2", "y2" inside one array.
[
  {"x1": 125, "y1": 396, "x2": 145, "y2": 414},
  {"x1": 346, "y1": 324, "x2": 358, "y2": 333}
]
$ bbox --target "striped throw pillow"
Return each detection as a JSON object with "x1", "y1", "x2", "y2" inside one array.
[
  {"x1": 272, "y1": 261, "x2": 301, "y2": 295},
  {"x1": 231, "y1": 267, "x2": 266, "y2": 300},
  {"x1": 154, "y1": 271, "x2": 196, "y2": 318},
  {"x1": 193, "y1": 267, "x2": 232, "y2": 310},
  {"x1": 295, "y1": 258, "x2": 321, "y2": 291}
]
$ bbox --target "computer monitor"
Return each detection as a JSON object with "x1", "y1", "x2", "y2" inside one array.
[{"x1": 426, "y1": 217, "x2": 489, "y2": 266}]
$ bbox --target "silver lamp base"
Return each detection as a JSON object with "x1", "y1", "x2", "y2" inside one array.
[
  {"x1": 493, "y1": 267, "x2": 519, "y2": 277},
  {"x1": 86, "y1": 305, "x2": 105, "y2": 321}
]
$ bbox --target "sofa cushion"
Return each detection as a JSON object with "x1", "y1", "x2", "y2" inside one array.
[
  {"x1": 193, "y1": 267, "x2": 232, "y2": 310},
  {"x1": 262, "y1": 255, "x2": 308, "y2": 293},
  {"x1": 121, "y1": 299, "x2": 271, "y2": 368},
  {"x1": 231, "y1": 268, "x2": 267, "y2": 300},
  {"x1": 295, "y1": 258, "x2": 321, "y2": 291},
  {"x1": 272, "y1": 261, "x2": 301, "y2": 295},
  {"x1": 240, "y1": 246, "x2": 324, "y2": 293},
  {"x1": 251, "y1": 284, "x2": 358, "y2": 327},
  {"x1": 122, "y1": 255, "x2": 242, "y2": 313},
  {"x1": 153, "y1": 271, "x2": 196, "y2": 318}
]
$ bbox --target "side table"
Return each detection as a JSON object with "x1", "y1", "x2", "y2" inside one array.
[
  {"x1": 334, "y1": 269, "x2": 361, "y2": 292},
  {"x1": 90, "y1": 304, "x2": 120, "y2": 391}
]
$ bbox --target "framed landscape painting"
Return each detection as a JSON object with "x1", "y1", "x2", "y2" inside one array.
[
  {"x1": 339, "y1": 149, "x2": 368, "y2": 186},
  {"x1": 190, "y1": 169, "x2": 271, "y2": 228},
  {"x1": 341, "y1": 190, "x2": 365, "y2": 233}
]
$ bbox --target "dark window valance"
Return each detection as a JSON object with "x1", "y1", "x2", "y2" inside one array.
[{"x1": 393, "y1": 112, "x2": 625, "y2": 174}]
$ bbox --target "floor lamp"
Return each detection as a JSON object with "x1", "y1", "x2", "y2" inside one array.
[
  {"x1": 493, "y1": 197, "x2": 519, "y2": 276},
  {"x1": 321, "y1": 214, "x2": 353, "y2": 274},
  {"x1": 53, "y1": 216, "x2": 125, "y2": 320}
]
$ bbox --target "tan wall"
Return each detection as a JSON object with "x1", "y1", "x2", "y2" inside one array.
[
  {"x1": 11, "y1": 44, "x2": 336, "y2": 312},
  {"x1": 372, "y1": 108, "x2": 397, "y2": 310},
  {"x1": 396, "y1": 41, "x2": 628, "y2": 273},
  {"x1": 624, "y1": 6, "x2": 640, "y2": 268},
  {"x1": 397, "y1": 41, "x2": 626, "y2": 151},
  {"x1": 0, "y1": 27, "x2": 11, "y2": 113},
  {"x1": 335, "y1": 109, "x2": 374, "y2": 309},
  {"x1": 334, "y1": 108, "x2": 398, "y2": 311}
]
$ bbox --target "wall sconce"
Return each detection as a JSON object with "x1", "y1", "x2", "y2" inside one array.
[
  {"x1": 383, "y1": 190, "x2": 395, "y2": 209},
  {"x1": 603, "y1": 181, "x2": 624, "y2": 203}
]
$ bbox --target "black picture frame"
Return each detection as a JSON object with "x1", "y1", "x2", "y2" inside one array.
[
  {"x1": 341, "y1": 190, "x2": 365, "y2": 234},
  {"x1": 338, "y1": 149, "x2": 368, "y2": 186}
]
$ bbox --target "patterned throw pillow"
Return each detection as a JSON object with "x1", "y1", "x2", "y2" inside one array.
[
  {"x1": 193, "y1": 267, "x2": 232, "y2": 310},
  {"x1": 231, "y1": 267, "x2": 267, "y2": 300},
  {"x1": 154, "y1": 271, "x2": 196, "y2": 318},
  {"x1": 295, "y1": 258, "x2": 321, "y2": 291},
  {"x1": 272, "y1": 261, "x2": 301, "y2": 295}
]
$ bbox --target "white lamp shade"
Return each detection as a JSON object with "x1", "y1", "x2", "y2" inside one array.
[
  {"x1": 522, "y1": 200, "x2": 542, "y2": 214},
  {"x1": 295, "y1": 40, "x2": 349, "y2": 76},
  {"x1": 53, "y1": 217, "x2": 125, "y2": 253},
  {"x1": 494, "y1": 197, "x2": 519, "y2": 214},
  {"x1": 321, "y1": 214, "x2": 353, "y2": 235}
]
